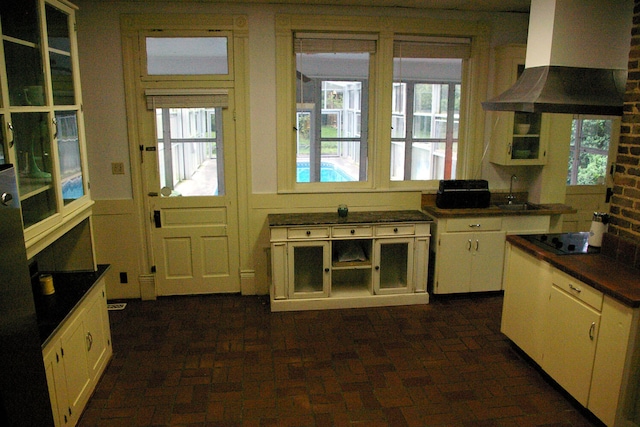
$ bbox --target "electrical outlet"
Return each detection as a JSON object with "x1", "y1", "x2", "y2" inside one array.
[{"x1": 111, "y1": 162, "x2": 125, "y2": 175}]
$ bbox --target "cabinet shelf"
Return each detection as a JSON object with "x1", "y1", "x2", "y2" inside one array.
[
  {"x1": 19, "y1": 178, "x2": 53, "y2": 200},
  {"x1": 332, "y1": 260, "x2": 371, "y2": 269}
]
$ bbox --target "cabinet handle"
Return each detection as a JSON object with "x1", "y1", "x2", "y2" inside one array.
[
  {"x1": 52, "y1": 117, "x2": 58, "y2": 139},
  {"x1": 475, "y1": 240, "x2": 479, "y2": 251},
  {"x1": 6, "y1": 122, "x2": 14, "y2": 148},
  {"x1": 86, "y1": 332, "x2": 93, "y2": 352},
  {"x1": 589, "y1": 322, "x2": 596, "y2": 341},
  {"x1": 569, "y1": 283, "x2": 582, "y2": 293},
  {"x1": 467, "y1": 239, "x2": 472, "y2": 251},
  {"x1": 468, "y1": 223, "x2": 481, "y2": 228}
]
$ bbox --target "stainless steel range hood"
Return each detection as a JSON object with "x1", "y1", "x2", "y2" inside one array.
[{"x1": 483, "y1": 0, "x2": 633, "y2": 116}]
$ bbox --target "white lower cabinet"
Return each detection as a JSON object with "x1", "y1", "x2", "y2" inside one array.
[
  {"x1": 430, "y1": 214, "x2": 550, "y2": 294},
  {"x1": 543, "y1": 278, "x2": 602, "y2": 406},
  {"x1": 43, "y1": 279, "x2": 112, "y2": 427},
  {"x1": 269, "y1": 219, "x2": 430, "y2": 311},
  {"x1": 500, "y1": 243, "x2": 552, "y2": 364},
  {"x1": 502, "y1": 243, "x2": 640, "y2": 427}
]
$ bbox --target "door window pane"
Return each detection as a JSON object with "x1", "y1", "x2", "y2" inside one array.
[
  {"x1": 296, "y1": 51, "x2": 369, "y2": 183},
  {"x1": 155, "y1": 107, "x2": 223, "y2": 196},
  {"x1": 146, "y1": 37, "x2": 228, "y2": 75},
  {"x1": 56, "y1": 111, "x2": 84, "y2": 204}
]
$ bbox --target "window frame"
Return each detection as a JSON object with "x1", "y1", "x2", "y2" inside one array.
[
  {"x1": 566, "y1": 115, "x2": 619, "y2": 187},
  {"x1": 275, "y1": 14, "x2": 490, "y2": 193}
]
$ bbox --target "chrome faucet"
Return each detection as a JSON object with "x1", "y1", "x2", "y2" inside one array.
[{"x1": 507, "y1": 174, "x2": 517, "y2": 205}]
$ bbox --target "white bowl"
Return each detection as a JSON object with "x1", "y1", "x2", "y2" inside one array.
[{"x1": 515, "y1": 124, "x2": 531, "y2": 135}]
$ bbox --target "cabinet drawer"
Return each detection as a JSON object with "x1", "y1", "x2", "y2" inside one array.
[
  {"x1": 552, "y1": 269, "x2": 603, "y2": 311},
  {"x1": 375, "y1": 224, "x2": 415, "y2": 236},
  {"x1": 332, "y1": 226, "x2": 373, "y2": 238},
  {"x1": 287, "y1": 227, "x2": 330, "y2": 239},
  {"x1": 445, "y1": 217, "x2": 502, "y2": 232}
]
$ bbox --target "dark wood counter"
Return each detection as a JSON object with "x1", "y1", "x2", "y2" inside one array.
[{"x1": 507, "y1": 235, "x2": 640, "y2": 307}]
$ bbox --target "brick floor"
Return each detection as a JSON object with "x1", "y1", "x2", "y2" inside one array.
[{"x1": 78, "y1": 293, "x2": 605, "y2": 426}]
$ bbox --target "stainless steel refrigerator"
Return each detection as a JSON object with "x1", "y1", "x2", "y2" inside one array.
[{"x1": 0, "y1": 164, "x2": 54, "y2": 426}]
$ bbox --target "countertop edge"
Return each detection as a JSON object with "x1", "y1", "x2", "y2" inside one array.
[
  {"x1": 507, "y1": 236, "x2": 640, "y2": 308},
  {"x1": 268, "y1": 210, "x2": 433, "y2": 227}
]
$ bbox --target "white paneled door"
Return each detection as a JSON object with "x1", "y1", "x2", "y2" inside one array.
[{"x1": 143, "y1": 96, "x2": 240, "y2": 296}]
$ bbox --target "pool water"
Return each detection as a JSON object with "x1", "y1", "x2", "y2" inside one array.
[
  {"x1": 297, "y1": 162, "x2": 354, "y2": 182},
  {"x1": 62, "y1": 175, "x2": 84, "y2": 200}
]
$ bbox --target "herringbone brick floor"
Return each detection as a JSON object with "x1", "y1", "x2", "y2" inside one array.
[{"x1": 78, "y1": 293, "x2": 604, "y2": 426}]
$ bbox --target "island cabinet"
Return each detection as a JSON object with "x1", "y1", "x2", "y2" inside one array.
[
  {"x1": 268, "y1": 210, "x2": 431, "y2": 311},
  {"x1": 42, "y1": 275, "x2": 112, "y2": 427},
  {"x1": 501, "y1": 242, "x2": 640, "y2": 427}
]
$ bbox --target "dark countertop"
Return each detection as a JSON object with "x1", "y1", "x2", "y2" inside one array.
[
  {"x1": 35, "y1": 264, "x2": 110, "y2": 346},
  {"x1": 268, "y1": 210, "x2": 433, "y2": 227},
  {"x1": 422, "y1": 203, "x2": 576, "y2": 218},
  {"x1": 507, "y1": 235, "x2": 640, "y2": 308}
]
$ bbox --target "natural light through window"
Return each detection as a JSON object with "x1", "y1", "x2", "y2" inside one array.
[
  {"x1": 295, "y1": 34, "x2": 374, "y2": 183},
  {"x1": 567, "y1": 117, "x2": 612, "y2": 186}
]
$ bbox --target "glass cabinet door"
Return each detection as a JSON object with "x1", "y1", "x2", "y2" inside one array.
[
  {"x1": 12, "y1": 112, "x2": 56, "y2": 228},
  {"x1": 46, "y1": 3, "x2": 76, "y2": 105},
  {"x1": 55, "y1": 110, "x2": 84, "y2": 204},
  {"x1": 374, "y1": 238, "x2": 413, "y2": 294},
  {"x1": 288, "y1": 242, "x2": 330, "y2": 298},
  {"x1": 1, "y1": 0, "x2": 46, "y2": 107},
  {"x1": 1, "y1": 0, "x2": 88, "y2": 236}
]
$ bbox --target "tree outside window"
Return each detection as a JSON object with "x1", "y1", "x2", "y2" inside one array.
[{"x1": 567, "y1": 118, "x2": 612, "y2": 185}]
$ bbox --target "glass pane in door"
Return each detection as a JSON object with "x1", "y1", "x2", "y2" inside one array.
[
  {"x1": 46, "y1": 4, "x2": 76, "y2": 105},
  {"x1": 155, "y1": 107, "x2": 223, "y2": 196},
  {"x1": 12, "y1": 112, "x2": 57, "y2": 227},
  {"x1": 293, "y1": 245, "x2": 325, "y2": 294},
  {"x1": 55, "y1": 111, "x2": 84, "y2": 204},
  {"x1": 378, "y1": 242, "x2": 408, "y2": 290}
]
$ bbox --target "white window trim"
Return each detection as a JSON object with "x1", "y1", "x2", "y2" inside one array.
[{"x1": 275, "y1": 14, "x2": 490, "y2": 194}]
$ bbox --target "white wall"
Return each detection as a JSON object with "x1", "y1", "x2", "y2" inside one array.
[{"x1": 74, "y1": 0, "x2": 529, "y2": 298}]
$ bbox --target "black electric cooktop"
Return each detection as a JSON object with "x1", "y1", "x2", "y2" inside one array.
[{"x1": 521, "y1": 232, "x2": 601, "y2": 255}]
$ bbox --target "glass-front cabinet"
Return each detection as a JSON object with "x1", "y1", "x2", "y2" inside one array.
[
  {"x1": 489, "y1": 45, "x2": 549, "y2": 166},
  {"x1": 0, "y1": 0, "x2": 90, "y2": 246}
]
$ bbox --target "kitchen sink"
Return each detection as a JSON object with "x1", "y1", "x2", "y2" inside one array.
[{"x1": 496, "y1": 202, "x2": 541, "y2": 211}]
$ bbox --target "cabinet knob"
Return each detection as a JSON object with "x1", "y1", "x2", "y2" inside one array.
[
  {"x1": 324, "y1": 268, "x2": 329, "y2": 273},
  {"x1": 351, "y1": 229, "x2": 355, "y2": 234},
  {"x1": 306, "y1": 230, "x2": 311, "y2": 236},
  {"x1": 375, "y1": 266, "x2": 380, "y2": 271},
  {"x1": 393, "y1": 227, "x2": 398, "y2": 233}
]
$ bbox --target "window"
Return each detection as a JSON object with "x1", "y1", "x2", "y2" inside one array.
[
  {"x1": 145, "y1": 89, "x2": 229, "y2": 196},
  {"x1": 567, "y1": 117, "x2": 613, "y2": 185},
  {"x1": 391, "y1": 38, "x2": 468, "y2": 181},
  {"x1": 276, "y1": 15, "x2": 488, "y2": 192},
  {"x1": 295, "y1": 34, "x2": 375, "y2": 183}
]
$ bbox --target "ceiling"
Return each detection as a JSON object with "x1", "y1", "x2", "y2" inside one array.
[{"x1": 114, "y1": 0, "x2": 531, "y2": 13}]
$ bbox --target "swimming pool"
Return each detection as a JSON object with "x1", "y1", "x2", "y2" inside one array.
[
  {"x1": 62, "y1": 175, "x2": 84, "y2": 201},
  {"x1": 297, "y1": 162, "x2": 354, "y2": 182}
]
